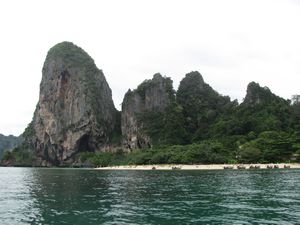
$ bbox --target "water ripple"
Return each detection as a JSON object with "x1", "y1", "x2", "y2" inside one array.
[{"x1": 0, "y1": 168, "x2": 300, "y2": 224}]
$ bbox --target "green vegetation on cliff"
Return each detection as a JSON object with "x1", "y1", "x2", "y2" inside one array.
[
  {"x1": 46, "y1": 42, "x2": 94, "y2": 67},
  {"x1": 0, "y1": 134, "x2": 22, "y2": 160},
  {"x1": 79, "y1": 133, "x2": 300, "y2": 167},
  {"x1": 16, "y1": 41, "x2": 119, "y2": 166},
  {"x1": 4, "y1": 70, "x2": 300, "y2": 166},
  {"x1": 1, "y1": 123, "x2": 36, "y2": 166},
  {"x1": 46, "y1": 42, "x2": 117, "y2": 132},
  {"x1": 118, "y1": 72, "x2": 300, "y2": 165},
  {"x1": 79, "y1": 75, "x2": 300, "y2": 167},
  {"x1": 3, "y1": 41, "x2": 299, "y2": 167},
  {"x1": 2, "y1": 146, "x2": 35, "y2": 166}
]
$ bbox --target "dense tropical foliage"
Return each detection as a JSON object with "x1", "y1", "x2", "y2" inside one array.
[
  {"x1": 77, "y1": 72, "x2": 300, "y2": 167},
  {"x1": 0, "y1": 134, "x2": 22, "y2": 160},
  {"x1": 3, "y1": 71, "x2": 300, "y2": 166}
]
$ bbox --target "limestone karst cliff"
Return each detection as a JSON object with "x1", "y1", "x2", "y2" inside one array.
[
  {"x1": 242, "y1": 82, "x2": 284, "y2": 106},
  {"x1": 25, "y1": 42, "x2": 118, "y2": 166},
  {"x1": 121, "y1": 73, "x2": 175, "y2": 150},
  {"x1": 10, "y1": 42, "x2": 299, "y2": 167},
  {"x1": 176, "y1": 71, "x2": 235, "y2": 141},
  {"x1": 237, "y1": 81, "x2": 291, "y2": 134}
]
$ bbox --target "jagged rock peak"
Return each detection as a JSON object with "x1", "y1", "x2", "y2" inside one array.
[
  {"x1": 180, "y1": 71, "x2": 205, "y2": 87},
  {"x1": 176, "y1": 71, "x2": 233, "y2": 140},
  {"x1": 46, "y1": 41, "x2": 90, "y2": 59},
  {"x1": 176, "y1": 71, "x2": 209, "y2": 97},
  {"x1": 26, "y1": 41, "x2": 117, "y2": 166},
  {"x1": 152, "y1": 73, "x2": 164, "y2": 81},
  {"x1": 121, "y1": 73, "x2": 175, "y2": 150},
  {"x1": 183, "y1": 71, "x2": 204, "y2": 82},
  {"x1": 243, "y1": 82, "x2": 273, "y2": 105},
  {"x1": 177, "y1": 71, "x2": 220, "y2": 101},
  {"x1": 133, "y1": 73, "x2": 175, "y2": 111}
]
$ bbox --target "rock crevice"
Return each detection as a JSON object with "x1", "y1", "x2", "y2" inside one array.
[
  {"x1": 121, "y1": 73, "x2": 174, "y2": 150},
  {"x1": 26, "y1": 42, "x2": 117, "y2": 166}
]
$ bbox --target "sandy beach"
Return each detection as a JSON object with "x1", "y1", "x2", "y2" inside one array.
[{"x1": 96, "y1": 163, "x2": 300, "y2": 170}]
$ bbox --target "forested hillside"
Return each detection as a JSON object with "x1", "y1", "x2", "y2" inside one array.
[
  {"x1": 81, "y1": 72, "x2": 300, "y2": 166},
  {"x1": 2, "y1": 42, "x2": 299, "y2": 167},
  {"x1": 0, "y1": 134, "x2": 21, "y2": 160}
]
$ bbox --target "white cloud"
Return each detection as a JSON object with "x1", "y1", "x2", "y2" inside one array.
[{"x1": 0, "y1": 0, "x2": 299, "y2": 135}]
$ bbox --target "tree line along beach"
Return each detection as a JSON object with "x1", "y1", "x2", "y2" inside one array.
[
  {"x1": 1, "y1": 41, "x2": 300, "y2": 168},
  {"x1": 96, "y1": 163, "x2": 300, "y2": 170}
]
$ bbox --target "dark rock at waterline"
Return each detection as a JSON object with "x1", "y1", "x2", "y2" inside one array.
[{"x1": 25, "y1": 42, "x2": 118, "y2": 166}]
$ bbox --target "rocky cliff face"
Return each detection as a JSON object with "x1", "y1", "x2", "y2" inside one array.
[
  {"x1": 242, "y1": 82, "x2": 284, "y2": 106},
  {"x1": 26, "y1": 42, "x2": 117, "y2": 166},
  {"x1": 243, "y1": 82, "x2": 271, "y2": 105},
  {"x1": 121, "y1": 74, "x2": 174, "y2": 150},
  {"x1": 176, "y1": 71, "x2": 234, "y2": 141}
]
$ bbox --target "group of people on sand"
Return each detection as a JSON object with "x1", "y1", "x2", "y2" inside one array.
[{"x1": 224, "y1": 164, "x2": 291, "y2": 169}]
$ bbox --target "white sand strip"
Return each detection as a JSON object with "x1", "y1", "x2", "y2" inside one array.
[{"x1": 95, "y1": 163, "x2": 300, "y2": 170}]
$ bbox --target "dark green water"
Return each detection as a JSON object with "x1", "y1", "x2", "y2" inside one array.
[{"x1": 0, "y1": 168, "x2": 299, "y2": 225}]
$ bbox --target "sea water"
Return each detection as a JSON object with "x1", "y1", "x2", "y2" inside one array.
[{"x1": 0, "y1": 167, "x2": 299, "y2": 224}]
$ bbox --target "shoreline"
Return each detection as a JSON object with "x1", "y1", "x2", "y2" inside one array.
[{"x1": 96, "y1": 163, "x2": 300, "y2": 170}]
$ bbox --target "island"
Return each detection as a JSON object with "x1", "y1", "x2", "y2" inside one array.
[{"x1": 2, "y1": 41, "x2": 300, "y2": 168}]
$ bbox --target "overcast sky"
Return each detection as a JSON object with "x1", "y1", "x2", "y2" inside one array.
[{"x1": 0, "y1": 0, "x2": 299, "y2": 136}]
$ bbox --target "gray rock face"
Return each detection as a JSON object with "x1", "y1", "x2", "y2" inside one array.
[
  {"x1": 243, "y1": 82, "x2": 273, "y2": 105},
  {"x1": 27, "y1": 42, "x2": 117, "y2": 165},
  {"x1": 121, "y1": 74, "x2": 174, "y2": 150}
]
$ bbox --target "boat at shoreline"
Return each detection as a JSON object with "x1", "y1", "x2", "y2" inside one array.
[{"x1": 96, "y1": 163, "x2": 300, "y2": 170}]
